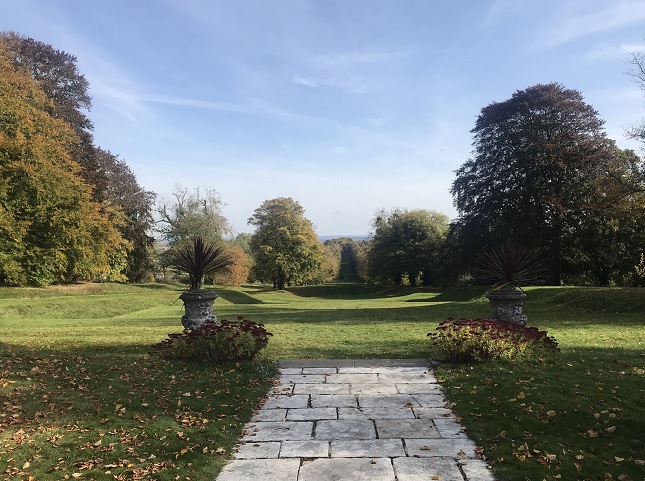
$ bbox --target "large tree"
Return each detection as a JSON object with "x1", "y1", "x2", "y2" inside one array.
[
  {"x1": 628, "y1": 48, "x2": 645, "y2": 145},
  {"x1": 248, "y1": 197, "x2": 323, "y2": 290},
  {"x1": 450, "y1": 83, "x2": 624, "y2": 285},
  {"x1": 157, "y1": 186, "x2": 230, "y2": 246},
  {"x1": 1, "y1": 32, "x2": 156, "y2": 282},
  {"x1": 0, "y1": 47, "x2": 127, "y2": 286},
  {"x1": 367, "y1": 209, "x2": 449, "y2": 286}
]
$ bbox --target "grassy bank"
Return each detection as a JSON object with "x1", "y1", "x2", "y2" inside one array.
[{"x1": 1, "y1": 282, "x2": 643, "y2": 480}]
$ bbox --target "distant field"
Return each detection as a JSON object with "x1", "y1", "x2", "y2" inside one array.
[{"x1": 1, "y1": 282, "x2": 643, "y2": 480}]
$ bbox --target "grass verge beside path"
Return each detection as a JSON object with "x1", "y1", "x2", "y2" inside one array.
[
  {"x1": 0, "y1": 283, "x2": 278, "y2": 481},
  {"x1": 1, "y1": 282, "x2": 644, "y2": 480}
]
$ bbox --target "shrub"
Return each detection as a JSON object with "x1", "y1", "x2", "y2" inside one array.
[
  {"x1": 428, "y1": 318, "x2": 559, "y2": 363},
  {"x1": 153, "y1": 318, "x2": 272, "y2": 363}
]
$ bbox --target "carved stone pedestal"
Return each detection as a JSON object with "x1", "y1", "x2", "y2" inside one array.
[
  {"x1": 486, "y1": 286, "x2": 527, "y2": 326},
  {"x1": 179, "y1": 290, "x2": 218, "y2": 329}
]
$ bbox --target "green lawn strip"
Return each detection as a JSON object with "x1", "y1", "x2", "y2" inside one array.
[
  {"x1": 0, "y1": 283, "x2": 278, "y2": 481},
  {"x1": 1, "y1": 347, "x2": 277, "y2": 481},
  {"x1": 1, "y1": 282, "x2": 644, "y2": 481}
]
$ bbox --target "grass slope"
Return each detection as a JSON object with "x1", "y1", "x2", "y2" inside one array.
[{"x1": 1, "y1": 282, "x2": 644, "y2": 480}]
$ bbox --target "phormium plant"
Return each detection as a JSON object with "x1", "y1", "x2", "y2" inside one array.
[
  {"x1": 477, "y1": 240, "x2": 544, "y2": 290},
  {"x1": 168, "y1": 236, "x2": 232, "y2": 290},
  {"x1": 153, "y1": 318, "x2": 272, "y2": 363},
  {"x1": 428, "y1": 317, "x2": 559, "y2": 363}
]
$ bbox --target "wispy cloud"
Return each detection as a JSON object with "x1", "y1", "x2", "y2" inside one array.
[
  {"x1": 293, "y1": 75, "x2": 317, "y2": 88},
  {"x1": 293, "y1": 49, "x2": 410, "y2": 94},
  {"x1": 138, "y1": 94, "x2": 252, "y2": 114},
  {"x1": 535, "y1": 0, "x2": 645, "y2": 49},
  {"x1": 586, "y1": 43, "x2": 645, "y2": 61}
]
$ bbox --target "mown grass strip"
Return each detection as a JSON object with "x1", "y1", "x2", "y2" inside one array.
[{"x1": 1, "y1": 282, "x2": 643, "y2": 480}]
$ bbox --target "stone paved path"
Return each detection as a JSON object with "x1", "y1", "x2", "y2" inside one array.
[{"x1": 215, "y1": 359, "x2": 496, "y2": 481}]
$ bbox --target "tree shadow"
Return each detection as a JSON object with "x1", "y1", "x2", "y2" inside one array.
[
  {"x1": 217, "y1": 289, "x2": 264, "y2": 305},
  {"x1": 410, "y1": 286, "x2": 489, "y2": 303}
]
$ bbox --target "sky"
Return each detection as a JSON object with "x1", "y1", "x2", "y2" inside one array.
[{"x1": 2, "y1": 0, "x2": 645, "y2": 236}]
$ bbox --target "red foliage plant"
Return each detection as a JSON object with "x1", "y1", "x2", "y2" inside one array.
[{"x1": 428, "y1": 317, "x2": 559, "y2": 363}]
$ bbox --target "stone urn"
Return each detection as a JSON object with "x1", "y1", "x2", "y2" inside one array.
[
  {"x1": 179, "y1": 289, "x2": 218, "y2": 329},
  {"x1": 486, "y1": 285, "x2": 527, "y2": 326}
]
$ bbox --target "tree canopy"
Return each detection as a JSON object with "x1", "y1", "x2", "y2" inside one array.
[
  {"x1": 157, "y1": 185, "x2": 230, "y2": 246},
  {"x1": 1, "y1": 32, "x2": 156, "y2": 282},
  {"x1": 450, "y1": 83, "x2": 644, "y2": 285},
  {"x1": 367, "y1": 209, "x2": 449, "y2": 286},
  {"x1": 248, "y1": 197, "x2": 323, "y2": 290},
  {"x1": 0, "y1": 46, "x2": 128, "y2": 286}
]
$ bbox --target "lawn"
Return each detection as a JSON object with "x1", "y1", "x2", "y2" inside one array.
[{"x1": 1, "y1": 282, "x2": 643, "y2": 480}]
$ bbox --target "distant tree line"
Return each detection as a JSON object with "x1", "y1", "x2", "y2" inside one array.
[{"x1": 2, "y1": 32, "x2": 644, "y2": 288}]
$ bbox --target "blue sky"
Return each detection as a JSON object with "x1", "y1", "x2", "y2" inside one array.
[{"x1": 3, "y1": 0, "x2": 645, "y2": 235}]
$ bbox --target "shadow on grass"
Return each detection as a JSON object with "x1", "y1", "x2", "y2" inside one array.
[
  {"x1": 527, "y1": 286, "x2": 645, "y2": 314},
  {"x1": 216, "y1": 289, "x2": 264, "y2": 304},
  {"x1": 288, "y1": 283, "x2": 385, "y2": 299}
]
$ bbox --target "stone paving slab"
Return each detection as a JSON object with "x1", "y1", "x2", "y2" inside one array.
[
  {"x1": 315, "y1": 419, "x2": 376, "y2": 440},
  {"x1": 374, "y1": 418, "x2": 440, "y2": 439},
  {"x1": 396, "y1": 382, "x2": 445, "y2": 394},
  {"x1": 330, "y1": 439, "x2": 405, "y2": 457},
  {"x1": 280, "y1": 440, "x2": 330, "y2": 458},
  {"x1": 216, "y1": 459, "x2": 300, "y2": 481},
  {"x1": 298, "y1": 458, "x2": 395, "y2": 481},
  {"x1": 404, "y1": 438, "x2": 478, "y2": 458},
  {"x1": 310, "y1": 394, "x2": 358, "y2": 408},
  {"x1": 327, "y1": 373, "x2": 379, "y2": 384},
  {"x1": 282, "y1": 374, "x2": 327, "y2": 384},
  {"x1": 233, "y1": 441, "x2": 281, "y2": 459},
  {"x1": 217, "y1": 359, "x2": 496, "y2": 481},
  {"x1": 393, "y1": 457, "x2": 464, "y2": 481},
  {"x1": 349, "y1": 383, "x2": 398, "y2": 394},
  {"x1": 252, "y1": 408, "x2": 287, "y2": 422},
  {"x1": 293, "y1": 383, "x2": 351, "y2": 395},
  {"x1": 414, "y1": 407, "x2": 455, "y2": 419},
  {"x1": 412, "y1": 393, "x2": 449, "y2": 407},
  {"x1": 286, "y1": 407, "x2": 337, "y2": 421},
  {"x1": 262, "y1": 394, "x2": 309, "y2": 409},
  {"x1": 358, "y1": 394, "x2": 419, "y2": 408},
  {"x1": 338, "y1": 407, "x2": 416, "y2": 420},
  {"x1": 459, "y1": 459, "x2": 497, "y2": 480},
  {"x1": 243, "y1": 421, "x2": 313, "y2": 442}
]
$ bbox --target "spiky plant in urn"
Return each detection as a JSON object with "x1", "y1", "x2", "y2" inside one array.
[
  {"x1": 168, "y1": 236, "x2": 232, "y2": 329},
  {"x1": 478, "y1": 241, "x2": 543, "y2": 326}
]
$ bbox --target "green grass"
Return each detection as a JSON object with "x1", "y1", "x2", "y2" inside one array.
[
  {"x1": 1, "y1": 282, "x2": 644, "y2": 480},
  {"x1": 0, "y1": 283, "x2": 278, "y2": 481}
]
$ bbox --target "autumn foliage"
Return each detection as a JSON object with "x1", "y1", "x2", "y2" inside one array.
[
  {"x1": 428, "y1": 318, "x2": 559, "y2": 363},
  {"x1": 153, "y1": 319, "x2": 272, "y2": 363},
  {"x1": 0, "y1": 46, "x2": 129, "y2": 286}
]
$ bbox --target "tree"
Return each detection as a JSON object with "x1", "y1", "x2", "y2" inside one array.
[
  {"x1": 450, "y1": 83, "x2": 621, "y2": 285},
  {"x1": 1, "y1": 32, "x2": 157, "y2": 282},
  {"x1": 92, "y1": 148, "x2": 156, "y2": 281},
  {"x1": 367, "y1": 209, "x2": 449, "y2": 286},
  {"x1": 0, "y1": 47, "x2": 128, "y2": 286},
  {"x1": 213, "y1": 242, "x2": 251, "y2": 287},
  {"x1": 248, "y1": 197, "x2": 323, "y2": 290},
  {"x1": 157, "y1": 185, "x2": 230, "y2": 246},
  {"x1": 628, "y1": 48, "x2": 645, "y2": 145}
]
